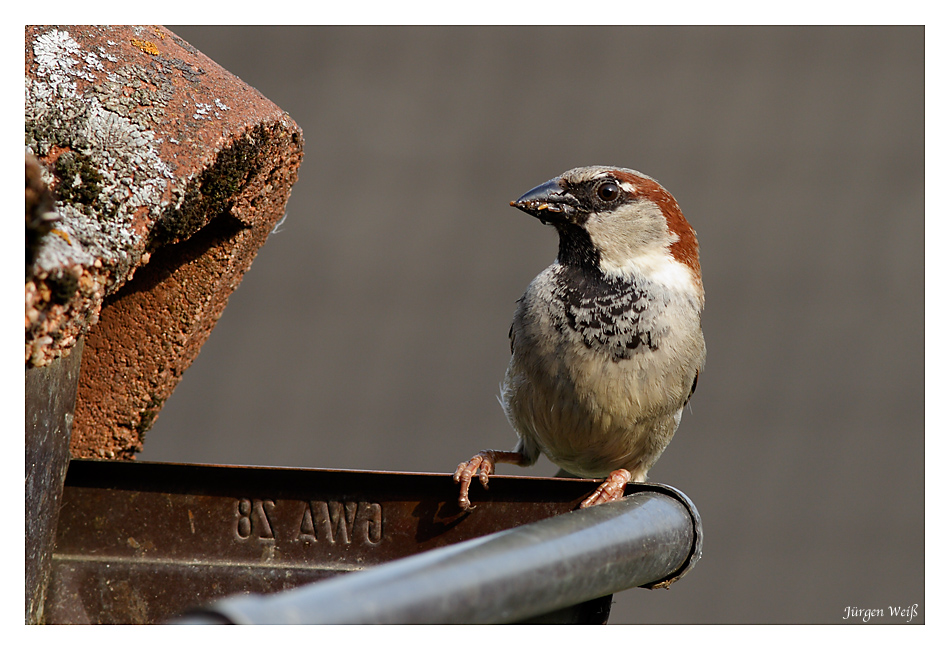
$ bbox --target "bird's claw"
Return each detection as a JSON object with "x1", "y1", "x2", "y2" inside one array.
[
  {"x1": 454, "y1": 452, "x2": 496, "y2": 510},
  {"x1": 579, "y1": 469, "x2": 632, "y2": 508}
]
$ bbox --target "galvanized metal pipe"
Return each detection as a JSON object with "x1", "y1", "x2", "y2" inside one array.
[{"x1": 174, "y1": 486, "x2": 701, "y2": 624}]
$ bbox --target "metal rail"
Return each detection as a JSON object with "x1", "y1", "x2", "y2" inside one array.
[
  {"x1": 175, "y1": 486, "x2": 702, "y2": 625},
  {"x1": 47, "y1": 460, "x2": 701, "y2": 624}
]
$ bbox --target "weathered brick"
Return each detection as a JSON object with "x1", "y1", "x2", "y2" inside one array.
[{"x1": 25, "y1": 25, "x2": 304, "y2": 458}]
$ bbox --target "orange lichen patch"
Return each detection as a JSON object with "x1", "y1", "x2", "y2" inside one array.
[
  {"x1": 130, "y1": 38, "x2": 159, "y2": 55},
  {"x1": 50, "y1": 229, "x2": 71, "y2": 244}
]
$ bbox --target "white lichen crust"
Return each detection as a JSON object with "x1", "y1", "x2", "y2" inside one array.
[{"x1": 25, "y1": 28, "x2": 203, "y2": 366}]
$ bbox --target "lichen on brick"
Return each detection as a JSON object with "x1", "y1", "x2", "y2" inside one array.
[
  {"x1": 150, "y1": 123, "x2": 276, "y2": 247},
  {"x1": 92, "y1": 63, "x2": 174, "y2": 128},
  {"x1": 25, "y1": 24, "x2": 304, "y2": 459},
  {"x1": 53, "y1": 150, "x2": 104, "y2": 211},
  {"x1": 130, "y1": 38, "x2": 160, "y2": 56},
  {"x1": 25, "y1": 27, "x2": 176, "y2": 366},
  {"x1": 28, "y1": 30, "x2": 174, "y2": 268}
]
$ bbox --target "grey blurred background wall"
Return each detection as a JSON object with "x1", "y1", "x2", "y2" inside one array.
[{"x1": 141, "y1": 26, "x2": 924, "y2": 624}]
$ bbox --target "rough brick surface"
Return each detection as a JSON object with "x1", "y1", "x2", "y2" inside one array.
[{"x1": 25, "y1": 25, "x2": 304, "y2": 458}]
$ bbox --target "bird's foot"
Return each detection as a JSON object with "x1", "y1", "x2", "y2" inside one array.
[
  {"x1": 453, "y1": 450, "x2": 525, "y2": 510},
  {"x1": 580, "y1": 469, "x2": 632, "y2": 508}
]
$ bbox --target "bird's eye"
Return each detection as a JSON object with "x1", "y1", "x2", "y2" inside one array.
[{"x1": 596, "y1": 180, "x2": 621, "y2": 202}]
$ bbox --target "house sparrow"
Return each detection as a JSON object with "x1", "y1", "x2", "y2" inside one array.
[{"x1": 454, "y1": 166, "x2": 705, "y2": 510}]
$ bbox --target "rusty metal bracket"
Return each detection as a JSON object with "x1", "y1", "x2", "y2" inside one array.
[{"x1": 46, "y1": 459, "x2": 701, "y2": 624}]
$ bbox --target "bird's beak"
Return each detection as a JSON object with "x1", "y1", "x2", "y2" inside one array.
[{"x1": 510, "y1": 178, "x2": 578, "y2": 225}]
